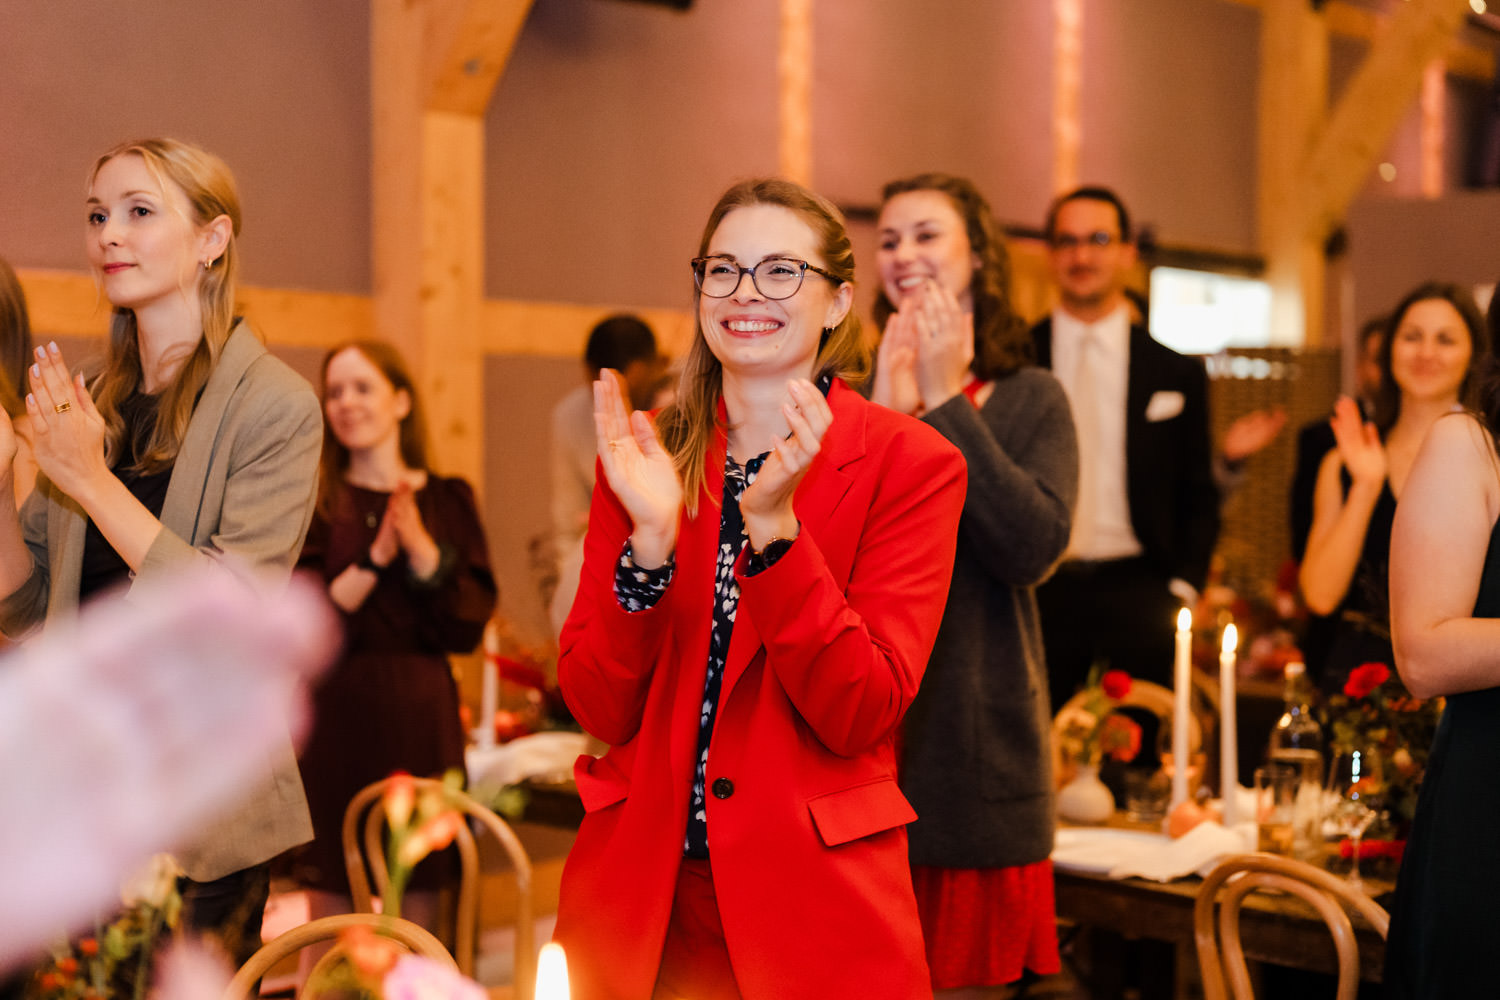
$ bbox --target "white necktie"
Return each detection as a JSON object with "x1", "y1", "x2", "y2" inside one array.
[{"x1": 1066, "y1": 331, "x2": 1100, "y2": 558}]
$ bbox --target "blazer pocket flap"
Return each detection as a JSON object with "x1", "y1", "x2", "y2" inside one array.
[
  {"x1": 807, "y1": 779, "x2": 917, "y2": 847},
  {"x1": 573, "y1": 753, "x2": 628, "y2": 813},
  {"x1": 1145, "y1": 390, "x2": 1185, "y2": 422}
]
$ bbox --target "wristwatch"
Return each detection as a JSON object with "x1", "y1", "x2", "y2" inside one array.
[
  {"x1": 355, "y1": 546, "x2": 384, "y2": 573},
  {"x1": 745, "y1": 535, "x2": 794, "y2": 576}
]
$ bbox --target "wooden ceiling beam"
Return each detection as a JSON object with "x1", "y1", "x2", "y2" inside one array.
[
  {"x1": 1222, "y1": 0, "x2": 1493, "y2": 81},
  {"x1": 1302, "y1": 0, "x2": 1473, "y2": 242},
  {"x1": 425, "y1": 0, "x2": 534, "y2": 115}
]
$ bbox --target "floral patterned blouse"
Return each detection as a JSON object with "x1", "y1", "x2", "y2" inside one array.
[{"x1": 614, "y1": 451, "x2": 769, "y2": 858}]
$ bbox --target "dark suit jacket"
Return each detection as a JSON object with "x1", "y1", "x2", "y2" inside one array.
[{"x1": 1033, "y1": 317, "x2": 1220, "y2": 591}]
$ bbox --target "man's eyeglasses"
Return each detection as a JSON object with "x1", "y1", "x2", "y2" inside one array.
[
  {"x1": 1048, "y1": 231, "x2": 1121, "y2": 251},
  {"x1": 691, "y1": 255, "x2": 838, "y2": 300}
]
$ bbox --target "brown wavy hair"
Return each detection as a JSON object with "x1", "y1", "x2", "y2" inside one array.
[
  {"x1": 87, "y1": 138, "x2": 241, "y2": 473},
  {"x1": 656, "y1": 178, "x2": 867, "y2": 515},
  {"x1": 315, "y1": 339, "x2": 430, "y2": 519},
  {"x1": 0, "y1": 258, "x2": 34, "y2": 419},
  {"x1": 872, "y1": 173, "x2": 1031, "y2": 379}
]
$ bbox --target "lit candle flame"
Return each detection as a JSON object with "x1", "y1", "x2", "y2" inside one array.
[
  {"x1": 1177, "y1": 607, "x2": 1192, "y2": 631},
  {"x1": 536, "y1": 942, "x2": 570, "y2": 1000},
  {"x1": 1221, "y1": 623, "x2": 1237, "y2": 654}
]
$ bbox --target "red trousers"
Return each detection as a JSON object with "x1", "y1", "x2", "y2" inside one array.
[{"x1": 653, "y1": 858, "x2": 743, "y2": 999}]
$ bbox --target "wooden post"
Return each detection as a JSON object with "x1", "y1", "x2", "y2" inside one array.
[
  {"x1": 1257, "y1": 0, "x2": 1327, "y2": 346},
  {"x1": 370, "y1": 0, "x2": 534, "y2": 485},
  {"x1": 1258, "y1": 0, "x2": 1470, "y2": 347},
  {"x1": 1053, "y1": 0, "x2": 1083, "y2": 195},
  {"x1": 1421, "y1": 59, "x2": 1447, "y2": 199},
  {"x1": 779, "y1": 0, "x2": 813, "y2": 185}
]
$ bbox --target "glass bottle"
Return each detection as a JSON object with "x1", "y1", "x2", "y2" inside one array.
[{"x1": 1267, "y1": 661, "x2": 1324, "y2": 859}]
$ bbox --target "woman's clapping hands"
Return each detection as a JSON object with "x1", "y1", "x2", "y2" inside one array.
[
  {"x1": 871, "y1": 279, "x2": 973, "y2": 416},
  {"x1": 739, "y1": 378, "x2": 829, "y2": 545},
  {"x1": 1330, "y1": 395, "x2": 1387, "y2": 486},
  {"x1": 25, "y1": 342, "x2": 109, "y2": 501},
  {"x1": 594, "y1": 370, "x2": 681, "y2": 568}
]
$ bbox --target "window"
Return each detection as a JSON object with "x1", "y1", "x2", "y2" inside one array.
[{"x1": 1147, "y1": 266, "x2": 1272, "y2": 355}]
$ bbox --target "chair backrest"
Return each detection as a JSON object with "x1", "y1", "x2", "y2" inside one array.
[
  {"x1": 1051, "y1": 677, "x2": 1206, "y2": 784},
  {"x1": 223, "y1": 912, "x2": 456, "y2": 1000},
  {"x1": 1194, "y1": 852, "x2": 1390, "y2": 1000},
  {"x1": 1055, "y1": 678, "x2": 1205, "y2": 748},
  {"x1": 343, "y1": 776, "x2": 535, "y2": 998}
]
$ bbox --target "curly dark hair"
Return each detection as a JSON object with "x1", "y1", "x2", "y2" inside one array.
[{"x1": 872, "y1": 173, "x2": 1031, "y2": 380}]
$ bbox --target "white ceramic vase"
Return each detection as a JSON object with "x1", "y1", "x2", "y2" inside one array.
[{"x1": 1058, "y1": 762, "x2": 1115, "y2": 824}]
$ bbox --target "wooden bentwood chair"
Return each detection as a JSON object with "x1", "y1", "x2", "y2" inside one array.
[
  {"x1": 223, "y1": 912, "x2": 455, "y2": 1000},
  {"x1": 1194, "y1": 852, "x2": 1390, "y2": 1000},
  {"x1": 342, "y1": 776, "x2": 535, "y2": 998}
]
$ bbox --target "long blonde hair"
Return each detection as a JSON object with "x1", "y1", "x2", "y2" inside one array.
[
  {"x1": 656, "y1": 178, "x2": 868, "y2": 514},
  {"x1": 88, "y1": 138, "x2": 241, "y2": 473}
]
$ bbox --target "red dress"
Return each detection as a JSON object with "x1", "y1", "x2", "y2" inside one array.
[{"x1": 911, "y1": 862, "x2": 1060, "y2": 988}]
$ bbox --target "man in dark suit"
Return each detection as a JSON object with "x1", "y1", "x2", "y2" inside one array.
[{"x1": 1032, "y1": 186, "x2": 1220, "y2": 714}]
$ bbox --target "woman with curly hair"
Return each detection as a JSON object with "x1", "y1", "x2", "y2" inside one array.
[{"x1": 872, "y1": 172, "x2": 1078, "y2": 994}]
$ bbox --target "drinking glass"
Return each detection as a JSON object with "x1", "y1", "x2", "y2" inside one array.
[
  {"x1": 1324, "y1": 747, "x2": 1381, "y2": 886},
  {"x1": 1254, "y1": 764, "x2": 1299, "y2": 854}
]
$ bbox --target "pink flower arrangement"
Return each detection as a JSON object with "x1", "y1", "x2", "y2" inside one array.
[{"x1": 382, "y1": 955, "x2": 487, "y2": 1000}]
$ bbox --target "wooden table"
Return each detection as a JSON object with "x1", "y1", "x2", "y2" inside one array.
[{"x1": 1054, "y1": 865, "x2": 1389, "y2": 984}]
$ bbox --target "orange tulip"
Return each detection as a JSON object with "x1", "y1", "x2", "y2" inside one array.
[
  {"x1": 384, "y1": 772, "x2": 417, "y2": 830},
  {"x1": 397, "y1": 810, "x2": 464, "y2": 867}
]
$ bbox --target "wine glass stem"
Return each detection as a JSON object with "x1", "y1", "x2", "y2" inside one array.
[{"x1": 1349, "y1": 833, "x2": 1362, "y2": 884}]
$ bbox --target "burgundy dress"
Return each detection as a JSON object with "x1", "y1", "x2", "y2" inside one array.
[{"x1": 293, "y1": 475, "x2": 497, "y2": 894}]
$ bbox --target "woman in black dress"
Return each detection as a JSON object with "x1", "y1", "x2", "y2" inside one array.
[
  {"x1": 294, "y1": 339, "x2": 497, "y2": 940},
  {"x1": 1299, "y1": 283, "x2": 1486, "y2": 692},
  {"x1": 1384, "y1": 316, "x2": 1500, "y2": 997}
]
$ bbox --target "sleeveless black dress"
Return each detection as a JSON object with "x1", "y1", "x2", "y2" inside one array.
[
  {"x1": 1383, "y1": 515, "x2": 1500, "y2": 997},
  {"x1": 1318, "y1": 474, "x2": 1397, "y2": 695}
]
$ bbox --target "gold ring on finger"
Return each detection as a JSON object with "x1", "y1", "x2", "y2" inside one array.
[{"x1": 53, "y1": 400, "x2": 72, "y2": 414}]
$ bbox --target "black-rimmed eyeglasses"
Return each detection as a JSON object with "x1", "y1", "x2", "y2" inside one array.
[{"x1": 691, "y1": 255, "x2": 839, "y2": 300}]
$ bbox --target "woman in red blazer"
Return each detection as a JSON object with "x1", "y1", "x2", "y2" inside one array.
[{"x1": 554, "y1": 179, "x2": 967, "y2": 1000}]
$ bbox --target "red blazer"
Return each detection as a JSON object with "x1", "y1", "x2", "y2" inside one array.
[{"x1": 555, "y1": 381, "x2": 966, "y2": 1000}]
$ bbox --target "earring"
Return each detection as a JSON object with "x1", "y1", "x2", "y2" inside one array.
[{"x1": 202, "y1": 257, "x2": 215, "y2": 270}]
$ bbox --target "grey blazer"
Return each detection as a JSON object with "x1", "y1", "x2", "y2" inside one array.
[{"x1": 0, "y1": 322, "x2": 323, "y2": 880}]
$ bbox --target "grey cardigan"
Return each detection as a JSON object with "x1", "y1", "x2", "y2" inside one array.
[
  {"x1": 899, "y1": 366, "x2": 1078, "y2": 869},
  {"x1": 0, "y1": 322, "x2": 323, "y2": 880}
]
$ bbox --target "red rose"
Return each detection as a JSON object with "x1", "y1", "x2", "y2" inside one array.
[
  {"x1": 1101, "y1": 669, "x2": 1132, "y2": 700},
  {"x1": 1343, "y1": 662, "x2": 1391, "y2": 700},
  {"x1": 1101, "y1": 713, "x2": 1142, "y2": 763}
]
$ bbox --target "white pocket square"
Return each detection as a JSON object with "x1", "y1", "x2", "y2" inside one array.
[{"x1": 1145, "y1": 390, "x2": 1185, "y2": 422}]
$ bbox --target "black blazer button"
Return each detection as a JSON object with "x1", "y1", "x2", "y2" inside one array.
[{"x1": 711, "y1": 777, "x2": 735, "y2": 799}]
